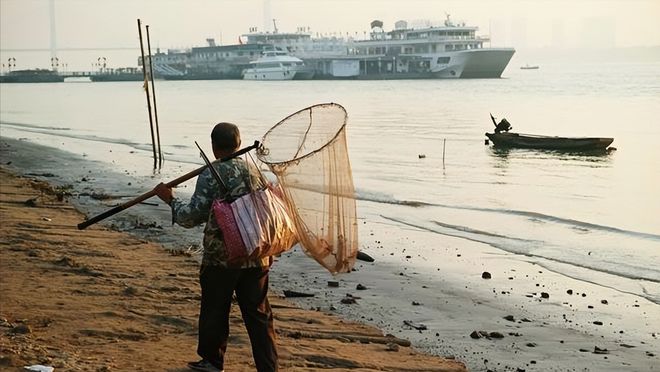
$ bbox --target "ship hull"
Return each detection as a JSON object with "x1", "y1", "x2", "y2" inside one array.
[
  {"x1": 0, "y1": 72, "x2": 64, "y2": 83},
  {"x1": 458, "y1": 48, "x2": 516, "y2": 78},
  {"x1": 429, "y1": 48, "x2": 515, "y2": 78},
  {"x1": 90, "y1": 74, "x2": 143, "y2": 82},
  {"x1": 485, "y1": 132, "x2": 614, "y2": 150}
]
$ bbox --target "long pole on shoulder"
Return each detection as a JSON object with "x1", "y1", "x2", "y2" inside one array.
[
  {"x1": 137, "y1": 19, "x2": 158, "y2": 168},
  {"x1": 77, "y1": 141, "x2": 260, "y2": 230}
]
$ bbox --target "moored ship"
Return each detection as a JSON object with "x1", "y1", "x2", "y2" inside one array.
[
  {"x1": 0, "y1": 69, "x2": 64, "y2": 83},
  {"x1": 243, "y1": 15, "x2": 515, "y2": 79},
  {"x1": 343, "y1": 17, "x2": 515, "y2": 79},
  {"x1": 149, "y1": 15, "x2": 514, "y2": 80}
]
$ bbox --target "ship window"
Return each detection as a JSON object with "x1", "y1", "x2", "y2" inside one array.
[{"x1": 437, "y1": 57, "x2": 450, "y2": 64}]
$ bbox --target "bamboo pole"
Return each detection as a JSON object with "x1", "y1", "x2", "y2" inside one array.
[
  {"x1": 77, "y1": 141, "x2": 260, "y2": 230},
  {"x1": 442, "y1": 138, "x2": 446, "y2": 169},
  {"x1": 137, "y1": 19, "x2": 157, "y2": 168},
  {"x1": 145, "y1": 25, "x2": 163, "y2": 166}
]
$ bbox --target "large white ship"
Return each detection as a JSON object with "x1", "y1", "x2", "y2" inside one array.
[
  {"x1": 149, "y1": 15, "x2": 514, "y2": 80},
  {"x1": 243, "y1": 16, "x2": 515, "y2": 79}
]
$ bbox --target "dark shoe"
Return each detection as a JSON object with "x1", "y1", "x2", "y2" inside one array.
[{"x1": 187, "y1": 359, "x2": 223, "y2": 372}]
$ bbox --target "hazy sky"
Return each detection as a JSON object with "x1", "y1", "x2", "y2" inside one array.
[{"x1": 1, "y1": 0, "x2": 659, "y2": 69}]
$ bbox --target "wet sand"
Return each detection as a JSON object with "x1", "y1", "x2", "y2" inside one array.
[{"x1": 0, "y1": 167, "x2": 466, "y2": 371}]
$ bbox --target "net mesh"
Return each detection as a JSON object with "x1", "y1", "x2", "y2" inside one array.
[{"x1": 257, "y1": 103, "x2": 358, "y2": 274}]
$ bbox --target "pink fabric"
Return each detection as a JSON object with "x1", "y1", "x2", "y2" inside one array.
[{"x1": 212, "y1": 199, "x2": 249, "y2": 264}]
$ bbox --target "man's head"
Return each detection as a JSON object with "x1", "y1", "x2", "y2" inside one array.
[{"x1": 211, "y1": 122, "x2": 241, "y2": 158}]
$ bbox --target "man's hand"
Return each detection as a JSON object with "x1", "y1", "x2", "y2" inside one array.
[{"x1": 154, "y1": 183, "x2": 174, "y2": 205}]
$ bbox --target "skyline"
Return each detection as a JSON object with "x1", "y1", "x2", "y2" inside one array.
[{"x1": 1, "y1": 0, "x2": 659, "y2": 70}]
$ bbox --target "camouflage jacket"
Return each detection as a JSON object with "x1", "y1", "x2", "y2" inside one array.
[{"x1": 170, "y1": 157, "x2": 269, "y2": 268}]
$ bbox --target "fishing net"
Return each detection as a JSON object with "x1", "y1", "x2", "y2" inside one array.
[{"x1": 257, "y1": 103, "x2": 358, "y2": 274}]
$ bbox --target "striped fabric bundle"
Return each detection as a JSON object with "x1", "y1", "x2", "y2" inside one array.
[{"x1": 212, "y1": 183, "x2": 298, "y2": 265}]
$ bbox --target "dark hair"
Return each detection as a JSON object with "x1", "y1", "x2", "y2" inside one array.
[{"x1": 211, "y1": 122, "x2": 241, "y2": 151}]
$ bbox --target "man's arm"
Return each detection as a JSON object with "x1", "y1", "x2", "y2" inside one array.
[{"x1": 154, "y1": 169, "x2": 217, "y2": 228}]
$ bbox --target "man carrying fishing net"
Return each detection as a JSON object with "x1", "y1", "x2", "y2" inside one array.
[
  {"x1": 154, "y1": 122, "x2": 278, "y2": 372},
  {"x1": 78, "y1": 103, "x2": 359, "y2": 371}
]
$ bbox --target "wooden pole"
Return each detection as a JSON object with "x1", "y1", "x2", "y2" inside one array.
[
  {"x1": 146, "y1": 25, "x2": 163, "y2": 166},
  {"x1": 442, "y1": 138, "x2": 446, "y2": 169},
  {"x1": 77, "y1": 141, "x2": 260, "y2": 230},
  {"x1": 137, "y1": 19, "x2": 157, "y2": 168}
]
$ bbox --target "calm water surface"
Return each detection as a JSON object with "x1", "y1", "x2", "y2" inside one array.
[{"x1": 2, "y1": 60, "x2": 659, "y2": 301}]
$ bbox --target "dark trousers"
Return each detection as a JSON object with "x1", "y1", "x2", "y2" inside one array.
[{"x1": 197, "y1": 265, "x2": 278, "y2": 372}]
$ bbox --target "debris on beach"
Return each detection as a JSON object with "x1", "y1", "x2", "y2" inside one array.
[
  {"x1": 23, "y1": 365, "x2": 54, "y2": 372},
  {"x1": 340, "y1": 294, "x2": 360, "y2": 304},
  {"x1": 593, "y1": 346, "x2": 609, "y2": 354},
  {"x1": 356, "y1": 284, "x2": 368, "y2": 290},
  {"x1": 404, "y1": 320, "x2": 427, "y2": 331},
  {"x1": 356, "y1": 251, "x2": 375, "y2": 262},
  {"x1": 481, "y1": 271, "x2": 491, "y2": 279},
  {"x1": 503, "y1": 315, "x2": 515, "y2": 322},
  {"x1": 540, "y1": 292, "x2": 549, "y2": 299},
  {"x1": 11, "y1": 324, "x2": 32, "y2": 334},
  {"x1": 283, "y1": 290, "x2": 315, "y2": 298},
  {"x1": 328, "y1": 280, "x2": 340, "y2": 287},
  {"x1": 385, "y1": 342, "x2": 400, "y2": 352}
]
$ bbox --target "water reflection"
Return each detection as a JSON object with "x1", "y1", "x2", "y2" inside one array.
[{"x1": 488, "y1": 146, "x2": 615, "y2": 167}]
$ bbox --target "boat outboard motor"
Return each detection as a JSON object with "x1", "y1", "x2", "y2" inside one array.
[{"x1": 495, "y1": 118, "x2": 512, "y2": 133}]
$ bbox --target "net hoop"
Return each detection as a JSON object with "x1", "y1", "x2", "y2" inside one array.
[{"x1": 257, "y1": 102, "x2": 348, "y2": 166}]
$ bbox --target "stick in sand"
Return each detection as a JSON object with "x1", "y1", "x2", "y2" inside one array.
[
  {"x1": 442, "y1": 138, "x2": 446, "y2": 169},
  {"x1": 146, "y1": 24, "x2": 163, "y2": 166},
  {"x1": 77, "y1": 141, "x2": 261, "y2": 230},
  {"x1": 137, "y1": 19, "x2": 158, "y2": 168}
]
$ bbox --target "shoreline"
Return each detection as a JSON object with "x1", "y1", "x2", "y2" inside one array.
[
  {"x1": 2, "y1": 136, "x2": 659, "y2": 371},
  {"x1": 0, "y1": 165, "x2": 466, "y2": 371}
]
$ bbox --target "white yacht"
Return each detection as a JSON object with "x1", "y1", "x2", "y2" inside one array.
[{"x1": 242, "y1": 50, "x2": 314, "y2": 80}]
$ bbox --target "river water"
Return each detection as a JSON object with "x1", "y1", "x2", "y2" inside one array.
[
  {"x1": 2, "y1": 57, "x2": 660, "y2": 370},
  {"x1": 3, "y1": 58, "x2": 659, "y2": 292}
]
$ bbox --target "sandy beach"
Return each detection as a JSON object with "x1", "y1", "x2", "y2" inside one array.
[
  {"x1": 0, "y1": 165, "x2": 467, "y2": 371},
  {"x1": 1, "y1": 136, "x2": 659, "y2": 372}
]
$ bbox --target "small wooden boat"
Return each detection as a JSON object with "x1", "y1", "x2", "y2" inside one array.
[
  {"x1": 520, "y1": 64, "x2": 539, "y2": 70},
  {"x1": 485, "y1": 132, "x2": 613, "y2": 150},
  {"x1": 486, "y1": 114, "x2": 613, "y2": 150}
]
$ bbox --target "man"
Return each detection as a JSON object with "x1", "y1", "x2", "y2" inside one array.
[{"x1": 154, "y1": 122, "x2": 278, "y2": 372}]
